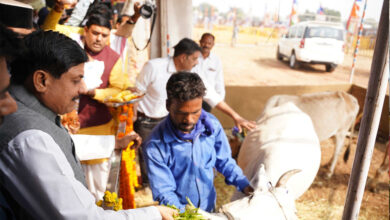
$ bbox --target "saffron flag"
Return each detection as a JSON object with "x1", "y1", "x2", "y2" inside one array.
[
  {"x1": 346, "y1": 1, "x2": 360, "y2": 33},
  {"x1": 289, "y1": 0, "x2": 298, "y2": 26}
]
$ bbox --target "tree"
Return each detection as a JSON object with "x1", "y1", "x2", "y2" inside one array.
[
  {"x1": 229, "y1": 7, "x2": 245, "y2": 21},
  {"x1": 323, "y1": 8, "x2": 341, "y2": 22},
  {"x1": 197, "y1": 3, "x2": 218, "y2": 18}
]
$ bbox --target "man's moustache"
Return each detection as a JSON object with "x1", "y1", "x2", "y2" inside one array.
[{"x1": 180, "y1": 123, "x2": 194, "y2": 129}]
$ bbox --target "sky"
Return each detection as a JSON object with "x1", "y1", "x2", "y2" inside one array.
[{"x1": 192, "y1": 0, "x2": 383, "y2": 22}]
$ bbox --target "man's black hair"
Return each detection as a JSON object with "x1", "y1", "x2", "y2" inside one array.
[
  {"x1": 10, "y1": 30, "x2": 88, "y2": 84},
  {"x1": 166, "y1": 72, "x2": 206, "y2": 103},
  {"x1": 80, "y1": 2, "x2": 113, "y2": 27},
  {"x1": 200, "y1": 32, "x2": 215, "y2": 41},
  {"x1": 0, "y1": 23, "x2": 24, "y2": 58},
  {"x1": 86, "y1": 14, "x2": 111, "y2": 29},
  {"x1": 173, "y1": 38, "x2": 202, "y2": 58}
]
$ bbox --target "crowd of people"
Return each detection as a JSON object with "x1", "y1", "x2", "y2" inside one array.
[{"x1": 0, "y1": 0, "x2": 256, "y2": 219}]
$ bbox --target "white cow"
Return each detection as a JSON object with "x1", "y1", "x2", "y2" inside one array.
[
  {"x1": 237, "y1": 102, "x2": 321, "y2": 199},
  {"x1": 262, "y1": 91, "x2": 359, "y2": 178},
  {"x1": 199, "y1": 165, "x2": 300, "y2": 220},
  {"x1": 201, "y1": 103, "x2": 320, "y2": 219}
]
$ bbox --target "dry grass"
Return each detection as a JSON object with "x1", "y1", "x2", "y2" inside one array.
[{"x1": 214, "y1": 131, "x2": 389, "y2": 219}]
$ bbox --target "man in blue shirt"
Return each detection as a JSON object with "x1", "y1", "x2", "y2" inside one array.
[{"x1": 143, "y1": 72, "x2": 253, "y2": 212}]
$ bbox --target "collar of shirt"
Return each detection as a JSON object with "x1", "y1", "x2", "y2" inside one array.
[
  {"x1": 161, "y1": 117, "x2": 207, "y2": 144},
  {"x1": 9, "y1": 84, "x2": 59, "y2": 126},
  {"x1": 199, "y1": 52, "x2": 215, "y2": 62},
  {"x1": 167, "y1": 57, "x2": 177, "y2": 74}
]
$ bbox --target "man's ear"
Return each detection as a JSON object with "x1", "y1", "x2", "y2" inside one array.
[
  {"x1": 32, "y1": 70, "x2": 50, "y2": 93},
  {"x1": 179, "y1": 54, "x2": 187, "y2": 63},
  {"x1": 166, "y1": 99, "x2": 170, "y2": 112}
]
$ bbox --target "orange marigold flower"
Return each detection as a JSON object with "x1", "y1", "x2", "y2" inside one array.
[
  {"x1": 119, "y1": 115, "x2": 127, "y2": 122},
  {"x1": 117, "y1": 132, "x2": 125, "y2": 138}
]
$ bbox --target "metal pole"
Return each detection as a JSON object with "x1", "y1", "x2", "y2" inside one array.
[
  {"x1": 342, "y1": 0, "x2": 389, "y2": 219},
  {"x1": 349, "y1": 0, "x2": 368, "y2": 84}
]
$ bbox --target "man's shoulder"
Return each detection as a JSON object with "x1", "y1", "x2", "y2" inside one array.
[
  {"x1": 0, "y1": 106, "x2": 36, "y2": 130},
  {"x1": 0, "y1": 114, "x2": 48, "y2": 151},
  {"x1": 103, "y1": 45, "x2": 120, "y2": 57},
  {"x1": 209, "y1": 52, "x2": 222, "y2": 63},
  {"x1": 144, "y1": 119, "x2": 172, "y2": 149},
  {"x1": 0, "y1": 103, "x2": 58, "y2": 146},
  {"x1": 204, "y1": 112, "x2": 223, "y2": 131},
  {"x1": 147, "y1": 57, "x2": 169, "y2": 66},
  {"x1": 145, "y1": 120, "x2": 167, "y2": 143}
]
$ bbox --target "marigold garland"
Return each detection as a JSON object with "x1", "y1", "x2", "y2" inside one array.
[
  {"x1": 110, "y1": 102, "x2": 139, "y2": 209},
  {"x1": 96, "y1": 191, "x2": 123, "y2": 211}
]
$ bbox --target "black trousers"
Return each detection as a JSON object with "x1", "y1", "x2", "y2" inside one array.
[{"x1": 133, "y1": 113, "x2": 165, "y2": 185}]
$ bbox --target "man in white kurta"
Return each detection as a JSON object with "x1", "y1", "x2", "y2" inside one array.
[{"x1": 194, "y1": 33, "x2": 225, "y2": 112}]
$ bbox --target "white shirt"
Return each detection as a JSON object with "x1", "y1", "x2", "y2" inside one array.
[
  {"x1": 136, "y1": 57, "x2": 176, "y2": 118},
  {"x1": 195, "y1": 52, "x2": 225, "y2": 100},
  {"x1": 136, "y1": 57, "x2": 223, "y2": 118},
  {"x1": 0, "y1": 129, "x2": 161, "y2": 220},
  {"x1": 110, "y1": 31, "x2": 126, "y2": 55}
]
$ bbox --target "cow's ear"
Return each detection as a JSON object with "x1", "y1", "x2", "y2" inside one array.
[{"x1": 249, "y1": 175, "x2": 259, "y2": 190}]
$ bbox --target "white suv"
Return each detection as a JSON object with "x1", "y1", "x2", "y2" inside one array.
[{"x1": 277, "y1": 21, "x2": 345, "y2": 72}]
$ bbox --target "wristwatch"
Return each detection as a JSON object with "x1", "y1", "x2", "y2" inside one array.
[{"x1": 126, "y1": 18, "x2": 135, "y2": 25}]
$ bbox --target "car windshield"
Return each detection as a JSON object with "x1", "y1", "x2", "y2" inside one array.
[{"x1": 305, "y1": 27, "x2": 344, "y2": 40}]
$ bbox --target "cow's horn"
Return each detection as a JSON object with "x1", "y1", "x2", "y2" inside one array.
[{"x1": 275, "y1": 169, "x2": 301, "y2": 188}]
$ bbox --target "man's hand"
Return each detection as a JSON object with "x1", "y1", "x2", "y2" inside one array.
[
  {"x1": 234, "y1": 116, "x2": 256, "y2": 133},
  {"x1": 243, "y1": 185, "x2": 254, "y2": 196},
  {"x1": 132, "y1": 2, "x2": 141, "y2": 22},
  {"x1": 214, "y1": 101, "x2": 256, "y2": 133},
  {"x1": 54, "y1": 0, "x2": 77, "y2": 12},
  {"x1": 115, "y1": 131, "x2": 142, "y2": 150},
  {"x1": 85, "y1": 89, "x2": 96, "y2": 97},
  {"x1": 155, "y1": 206, "x2": 178, "y2": 220},
  {"x1": 126, "y1": 86, "x2": 141, "y2": 93}
]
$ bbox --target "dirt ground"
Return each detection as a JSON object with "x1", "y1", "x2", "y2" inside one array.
[
  {"x1": 215, "y1": 43, "x2": 375, "y2": 88},
  {"x1": 212, "y1": 43, "x2": 389, "y2": 219},
  {"x1": 214, "y1": 138, "x2": 388, "y2": 220}
]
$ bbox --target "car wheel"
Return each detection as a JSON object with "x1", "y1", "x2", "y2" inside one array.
[
  {"x1": 289, "y1": 52, "x2": 299, "y2": 69},
  {"x1": 276, "y1": 47, "x2": 283, "y2": 61},
  {"x1": 326, "y1": 64, "x2": 337, "y2": 72}
]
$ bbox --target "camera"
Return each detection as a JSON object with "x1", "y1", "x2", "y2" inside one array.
[{"x1": 139, "y1": 0, "x2": 156, "y2": 19}]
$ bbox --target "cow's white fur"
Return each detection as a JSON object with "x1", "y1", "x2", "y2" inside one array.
[
  {"x1": 201, "y1": 103, "x2": 320, "y2": 219},
  {"x1": 236, "y1": 102, "x2": 321, "y2": 199},
  {"x1": 199, "y1": 165, "x2": 299, "y2": 220},
  {"x1": 263, "y1": 91, "x2": 359, "y2": 177}
]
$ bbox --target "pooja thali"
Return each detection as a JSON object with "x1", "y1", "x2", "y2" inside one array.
[{"x1": 104, "y1": 91, "x2": 145, "y2": 107}]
